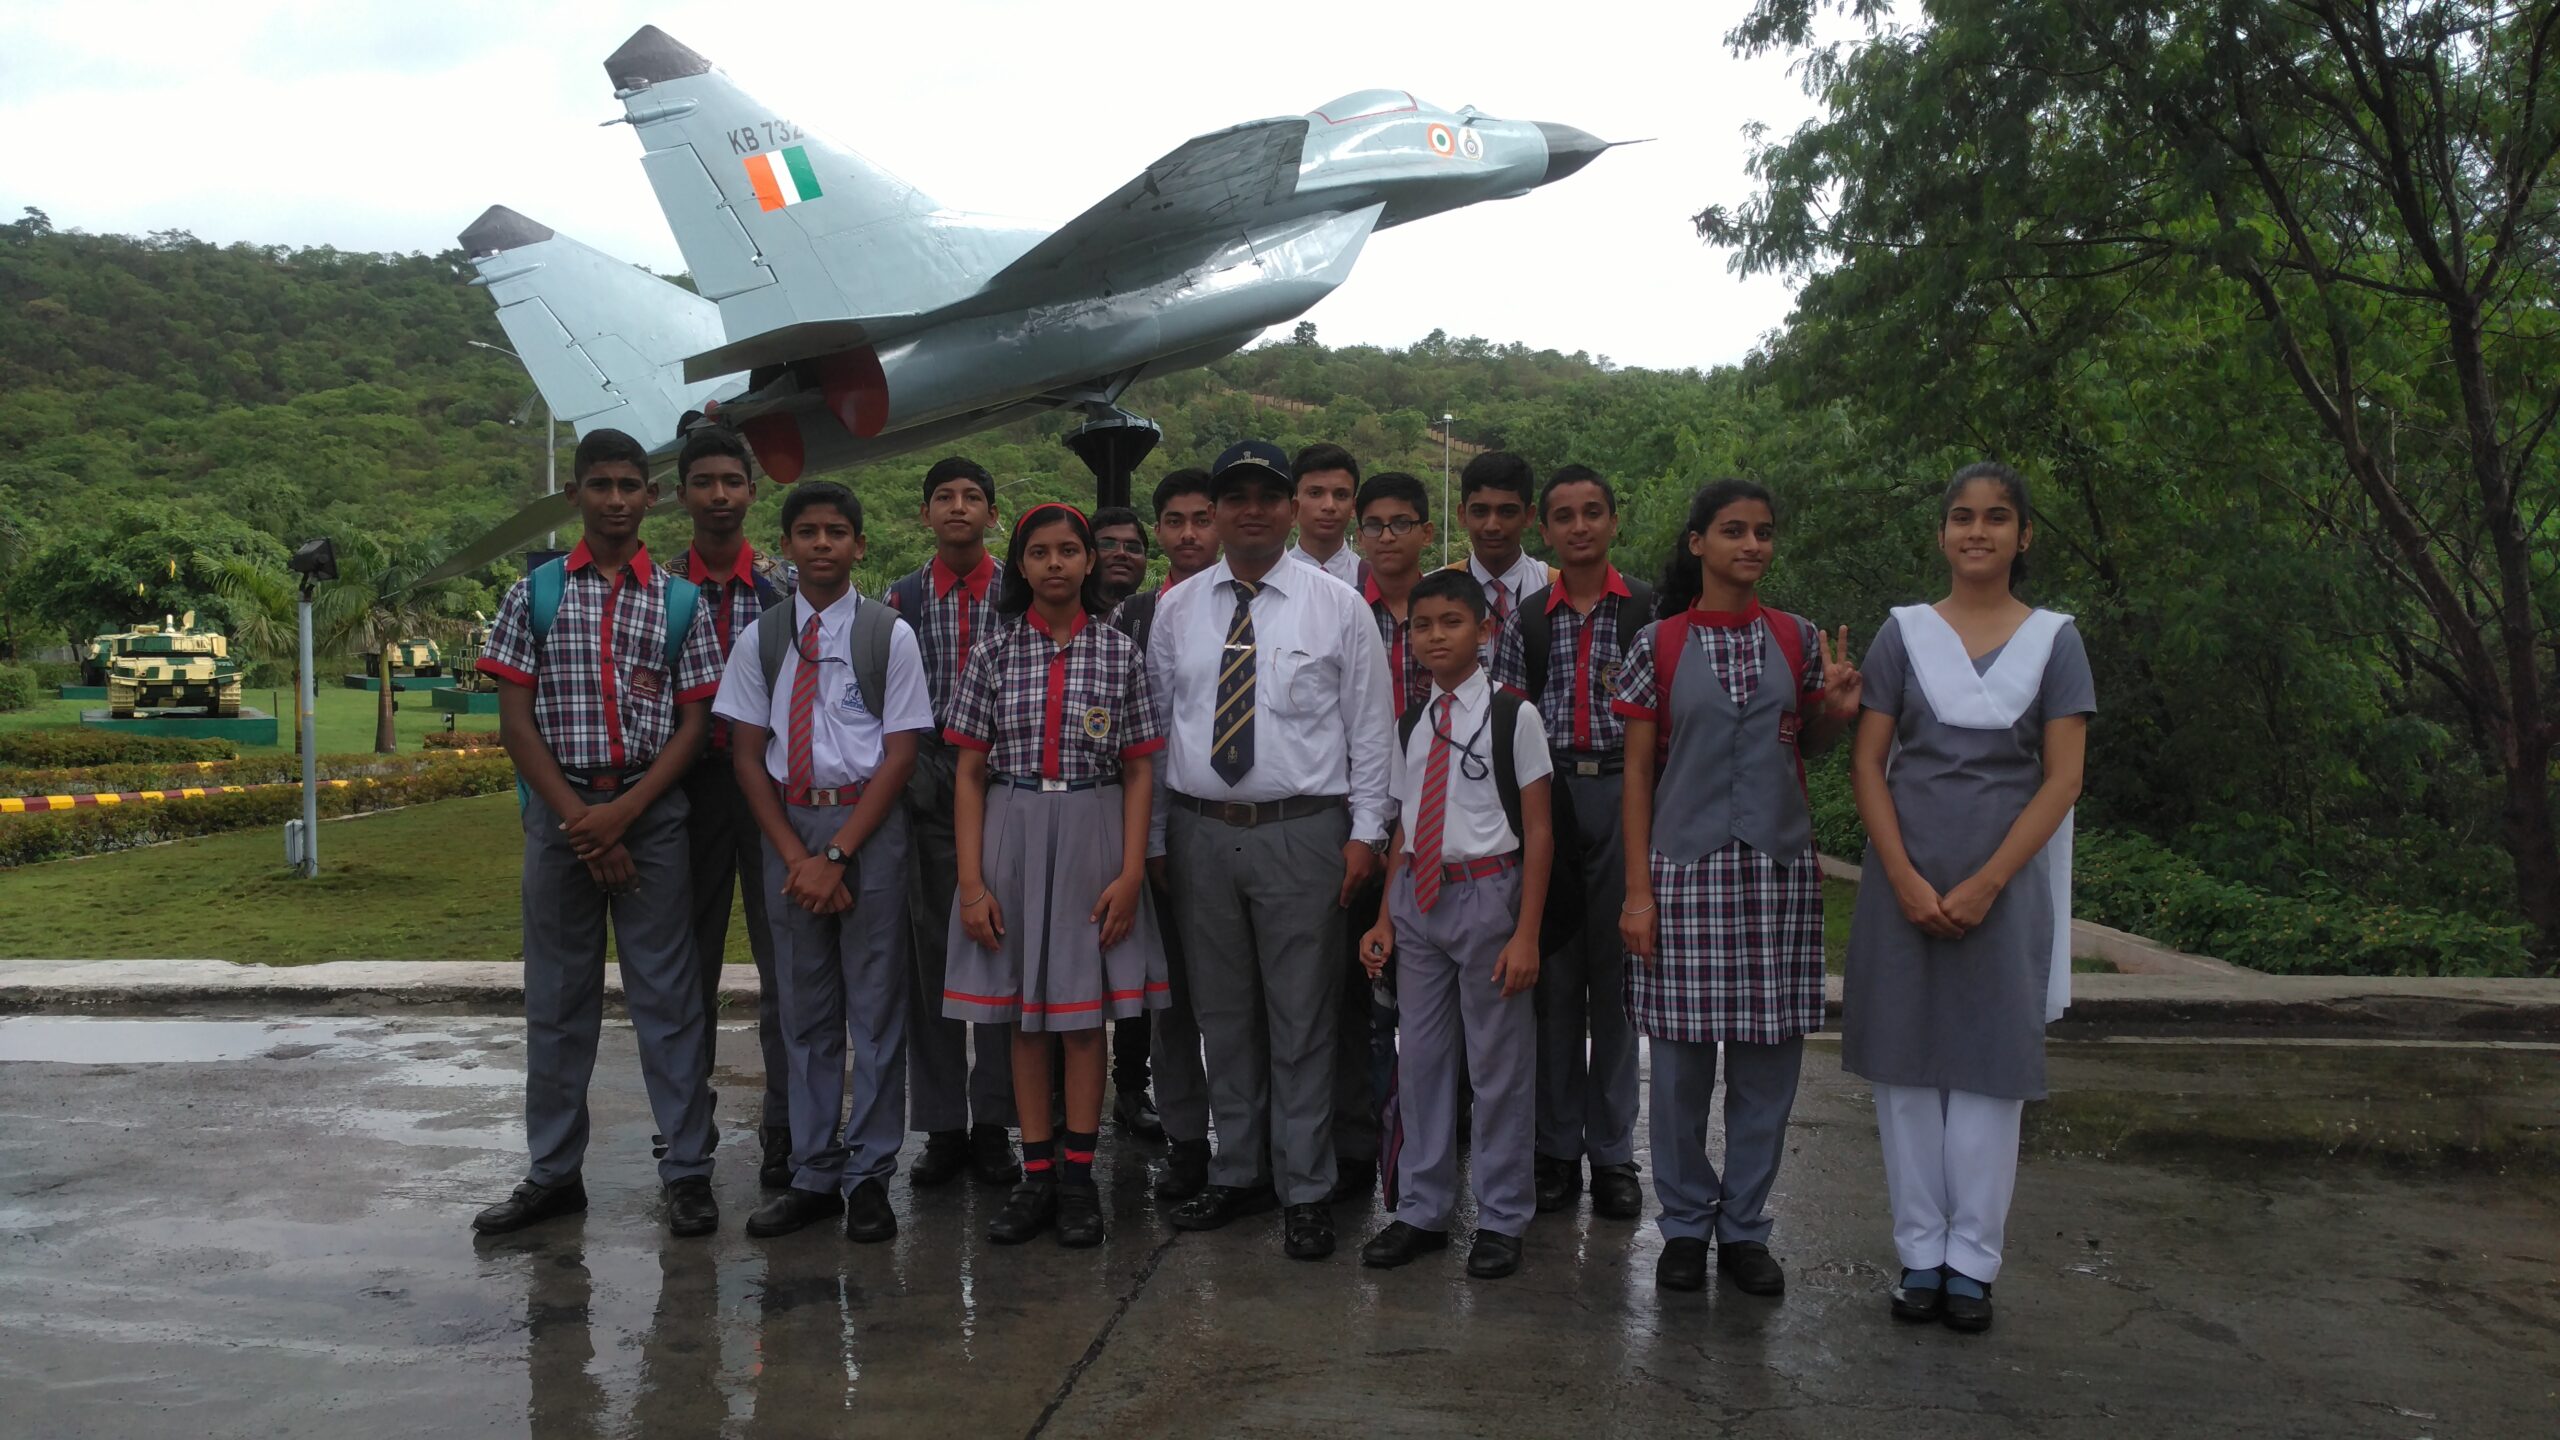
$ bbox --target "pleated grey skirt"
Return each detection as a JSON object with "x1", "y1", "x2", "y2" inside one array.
[{"x1": 942, "y1": 781, "x2": 1168, "y2": 1033}]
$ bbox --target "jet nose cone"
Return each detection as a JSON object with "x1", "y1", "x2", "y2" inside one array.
[{"x1": 1533, "y1": 122, "x2": 1612, "y2": 185}]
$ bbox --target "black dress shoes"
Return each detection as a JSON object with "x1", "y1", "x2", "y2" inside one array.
[
  {"x1": 1113, "y1": 1085, "x2": 1164, "y2": 1141},
  {"x1": 911, "y1": 1130, "x2": 969, "y2": 1187},
  {"x1": 1168, "y1": 1183, "x2": 1279, "y2": 1231},
  {"x1": 1534, "y1": 1154, "x2": 1581, "y2": 1212},
  {"x1": 746, "y1": 1186, "x2": 844, "y2": 1238},
  {"x1": 1153, "y1": 1138, "x2": 1211, "y2": 1201},
  {"x1": 1589, "y1": 1163, "x2": 1643, "y2": 1220},
  {"x1": 1890, "y1": 1268, "x2": 1948, "y2": 1323},
  {"x1": 969, "y1": 1123, "x2": 1022, "y2": 1186},
  {"x1": 1655, "y1": 1235, "x2": 1709, "y2": 1292},
  {"x1": 1282, "y1": 1203, "x2": 1336, "y2": 1260},
  {"x1": 758, "y1": 1127, "x2": 795, "y2": 1190},
  {"x1": 1328, "y1": 1156, "x2": 1378, "y2": 1206},
  {"x1": 988, "y1": 1177, "x2": 1058, "y2": 1244},
  {"x1": 1466, "y1": 1229, "x2": 1523, "y2": 1279},
  {"x1": 1055, "y1": 1180, "x2": 1104, "y2": 1249},
  {"x1": 1718, "y1": 1240, "x2": 1786, "y2": 1295},
  {"x1": 472, "y1": 1176, "x2": 587, "y2": 1235},
  {"x1": 665, "y1": 1176, "x2": 719, "y2": 1238},
  {"x1": 1360, "y1": 1220, "x2": 1451, "y2": 1269},
  {"x1": 843, "y1": 1177, "x2": 898, "y2": 1243},
  {"x1": 1941, "y1": 1277, "x2": 1995, "y2": 1333}
]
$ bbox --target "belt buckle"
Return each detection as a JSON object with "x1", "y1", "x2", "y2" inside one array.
[
  {"x1": 588, "y1": 773, "x2": 624, "y2": 792},
  {"x1": 809, "y1": 786, "x2": 840, "y2": 806},
  {"x1": 1572, "y1": 759, "x2": 1602, "y2": 777},
  {"x1": 1040, "y1": 778, "x2": 1068, "y2": 794},
  {"x1": 1219, "y1": 800, "x2": 1258, "y2": 827}
]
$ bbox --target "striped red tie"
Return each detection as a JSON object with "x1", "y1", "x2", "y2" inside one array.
[
  {"x1": 1411, "y1": 694, "x2": 1454, "y2": 913},
  {"x1": 785, "y1": 614, "x2": 822, "y2": 794}
]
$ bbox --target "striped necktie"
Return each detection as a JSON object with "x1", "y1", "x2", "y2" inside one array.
[
  {"x1": 785, "y1": 614, "x2": 822, "y2": 794},
  {"x1": 1212, "y1": 579, "x2": 1259, "y2": 785},
  {"x1": 1411, "y1": 694, "x2": 1455, "y2": 912}
]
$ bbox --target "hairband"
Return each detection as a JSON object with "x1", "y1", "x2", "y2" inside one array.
[{"x1": 1015, "y1": 501, "x2": 1089, "y2": 534}]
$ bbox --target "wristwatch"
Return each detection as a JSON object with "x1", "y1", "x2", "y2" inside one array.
[
  {"x1": 821, "y1": 844, "x2": 849, "y2": 865},
  {"x1": 1365, "y1": 837, "x2": 1390, "y2": 858}
]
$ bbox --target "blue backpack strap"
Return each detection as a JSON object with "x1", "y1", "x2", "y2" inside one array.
[
  {"x1": 527, "y1": 558, "x2": 566, "y2": 648},
  {"x1": 663, "y1": 575, "x2": 701, "y2": 662}
]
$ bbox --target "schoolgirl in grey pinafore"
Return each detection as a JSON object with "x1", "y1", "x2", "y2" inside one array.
[
  {"x1": 939, "y1": 610, "x2": 1170, "y2": 1033},
  {"x1": 1841, "y1": 610, "x2": 2096, "y2": 1099}
]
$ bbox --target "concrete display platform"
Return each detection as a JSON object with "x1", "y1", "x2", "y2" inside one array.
[
  {"x1": 0, "y1": 1016, "x2": 2550, "y2": 1438},
  {"x1": 430, "y1": 687, "x2": 501, "y2": 715},
  {"x1": 341, "y1": 673, "x2": 458, "y2": 691},
  {"x1": 54, "y1": 683, "x2": 106, "y2": 700},
  {"x1": 76, "y1": 706, "x2": 277, "y2": 745}
]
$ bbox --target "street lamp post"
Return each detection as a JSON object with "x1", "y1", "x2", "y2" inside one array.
[
  {"x1": 469, "y1": 340, "x2": 557, "y2": 548},
  {"x1": 1439, "y1": 413, "x2": 1456, "y2": 566}
]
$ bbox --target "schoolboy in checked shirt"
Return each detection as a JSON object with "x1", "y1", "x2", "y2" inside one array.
[{"x1": 471, "y1": 428, "x2": 730, "y2": 1242}]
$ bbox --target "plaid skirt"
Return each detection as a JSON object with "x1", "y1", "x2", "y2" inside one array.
[
  {"x1": 942, "y1": 782, "x2": 1168, "y2": 1033},
  {"x1": 1628, "y1": 840, "x2": 1826, "y2": 1045}
]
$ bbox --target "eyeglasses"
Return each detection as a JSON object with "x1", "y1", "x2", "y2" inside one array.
[
  {"x1": 1357, "y1": 516, "x2": 1424, "y2": 538},
  {"x1": 1092, "y1": 536, "x2": 1148, "y2": 555}
]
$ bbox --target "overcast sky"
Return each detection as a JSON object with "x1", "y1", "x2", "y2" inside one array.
[{"x1": 0, "y1": 0, "x2": 1821, "y2": 373}]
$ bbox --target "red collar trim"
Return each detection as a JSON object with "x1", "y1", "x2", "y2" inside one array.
[
  {"x1": 1546, "y1": 564, "x2": 1631, "y2": 613},
  {"x1": 685, "y1": 541, "x2": 756, "y2": 586},
  {"x1": 932, "y1": 552, "x2": 995, "y2": 599},
  {"x1": 1026, "y1": 607, "x2": 1090, "y2": 644},
  {"x1": 565, "y1": 541, "x2": 654, "y2": 584},
  {"x1": 1687, "y1": 599, "x2": 1763, "y2": 630}
]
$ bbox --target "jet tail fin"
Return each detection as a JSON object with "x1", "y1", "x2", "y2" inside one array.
[
  {"x1": 603, "y1": 26, "x2": 1009, "y2": 343},
  {"x1": 457, "y1": 205, "x2": 740, "y2": 448}
]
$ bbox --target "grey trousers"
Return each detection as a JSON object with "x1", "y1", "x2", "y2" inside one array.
[
  {"x1": 1168, "y1": 804, "x2": 1349, "y2": 1205},
  {"x1": 1650, "y1": 1036, "x2": 1805, "y2": 1244},
  {"x1": 766, "y1": 803, "x2": 913, "y2": 1190},
  {"x1": 1389, "y1": 864, "x2": 1534, "y2": 1236},
  {"x1": 903, "y1": 742, "x2": 1016, "y2": 1132},
  {"x1": 1536, "y1": 769, "x2": 1639, "y2": 1166},
  {"x1": 520, "y1": 784, "x2": 716, "y2": 1187},
  {"x1": 1148, "y1": 879, "x2": 1211, "y2": 1143},
  {"x1": 683, "y1": 757, "x2": 785, "y2": 1129}
]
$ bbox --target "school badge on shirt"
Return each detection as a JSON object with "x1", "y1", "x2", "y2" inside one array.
[
  {"x1": 628, "y1": 667, "x2": 665, "y2": 697},
  {"x1": 1083, "y1": 706, "x2": 1111, "y2": 740}
]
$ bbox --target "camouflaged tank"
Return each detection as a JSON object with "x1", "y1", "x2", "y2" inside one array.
[
  {"x1": 453, "y1": 612, "x2": 495, "y2": 691},
  {"x1": 82, "y1": 625, "x2": 148, "y2": 686},
  {"x1": 363, "y1": 638, "x2": 445, "y2": 678},
  {"x1": 106, "y1": 612, "x2": 241, "y2": 718}
]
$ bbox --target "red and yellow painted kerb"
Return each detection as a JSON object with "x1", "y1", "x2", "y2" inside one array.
[{"x1": 0, "y1": 778, "x2": 362, "y2": 814}]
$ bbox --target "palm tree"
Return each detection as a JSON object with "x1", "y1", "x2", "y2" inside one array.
[
  {"x1": 202, "y1": 554, "x2": 307, "y2": 750},
  {"x1": 312, "y1": 539, "x2": 472, "y2": 754}
]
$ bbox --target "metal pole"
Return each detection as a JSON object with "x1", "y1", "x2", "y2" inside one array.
[
  {"x1": 297, "y1": 589, "x2": 319, "y2": 877},
  {"x1": 1439, "y1": 413, "x2": 1455, "y2": 566}
]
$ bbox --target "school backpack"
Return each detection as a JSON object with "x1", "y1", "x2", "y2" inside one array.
[
  {"x1": 753, "y1": 593, "x2": 898, "y2": 720},
  {"x1": 1648, "y1": 607, "x2": 1812, "y2": 783},
  {"x1": 1397, "y1": 692, "x2": 1586, "y2": 956},
  {"x1": 519, "y1": 557, "x2": 703, "y2": 808},
  {"x1": 1513, "y1": 575, "x2": 1658, "y2": 707}
]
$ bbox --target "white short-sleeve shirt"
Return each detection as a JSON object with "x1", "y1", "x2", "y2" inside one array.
[
  {"x1": 711, "y1": 589, "x2": 936, "y2": 788},
  {"x1": 1391, "y1": 670, "x2": 1552, "y2": 863}
]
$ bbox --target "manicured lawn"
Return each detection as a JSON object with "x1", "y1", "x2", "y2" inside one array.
[{"x1": 0, "y1": 682, "x2": 496, "y2": 758}]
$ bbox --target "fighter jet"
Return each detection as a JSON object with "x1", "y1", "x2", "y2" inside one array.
[{"x1": 436, "y1": 24, "x2": 1626, "y2": 578}]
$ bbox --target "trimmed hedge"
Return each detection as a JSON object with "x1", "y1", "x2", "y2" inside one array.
[
  {"x1": 0, "y1": 751, "x2": 478, "y2": 800},
  {"x1": 0, "y1": 664, "x2": 36, "y2": 713},
  {"x1": 0, "y1": 755, "x2": 518, "y2": 867},
  {"x1": 423, "y1": 729, "x2": 506, "y2": 751},
  {"x1": 0, "y1": 728, "x2": 239, "y2": 769}
]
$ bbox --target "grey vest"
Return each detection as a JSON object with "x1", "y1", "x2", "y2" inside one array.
[{"x1": 1651, "y1": 621, "x2": 1813, "y2": 865}]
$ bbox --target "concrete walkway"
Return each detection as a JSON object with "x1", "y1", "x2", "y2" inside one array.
[{"x1": 3, "y1": 958, "x2": 2551, "y2": 1038}]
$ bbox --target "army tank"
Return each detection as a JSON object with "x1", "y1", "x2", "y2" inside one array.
[
  {"x1": 362, "y1": 638, "x2": 445, "y2": 678},
  {"x1": 81, "y1": 626, "x2": 147, "y2": 686},
  {"x1": 106, "y1": 612, "x2": 242, "y2": 719}
]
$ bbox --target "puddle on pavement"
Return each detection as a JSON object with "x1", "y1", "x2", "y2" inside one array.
[{"x1": 0, "y1": 1017, "x2": 375, "y2": 1064}]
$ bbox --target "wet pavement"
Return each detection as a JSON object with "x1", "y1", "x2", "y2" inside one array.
[{"x1": 0, "y1": 1016, "x2": 2554, "y2": 1439}]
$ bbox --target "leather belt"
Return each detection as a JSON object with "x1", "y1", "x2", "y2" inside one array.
[
  {"x1": 561, "y1": 767, "x2": 651, "y2": 792},
  {"x1": 1552, "y1": 750, "x2": 1624, "y2": 777},
  {"x1": 1433, "y1": 852, "x2": 1520, "y2": 886},
  {"x1": 1171, "y1": 791, "x2": 1347, "y2": 828},
  {"x1": 782, "y1": 780, "x2": 867, "y2": 807},
  {"x1": 993, "y1": 774, "x2": 1116, "y2": 793}
]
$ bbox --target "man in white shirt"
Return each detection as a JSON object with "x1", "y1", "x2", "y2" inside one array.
[
  {"x1": 713, "y1": 482, "x2": 939, "y2": 1246},
  {"x1": 1283, "y1": 441, "x2": 1364, "y2": 587},
  {"x1": 1453, "y1": 452, "x2": 1555, "y2": 636},
  {"x1": 1148, "y1": 440, "x2": 1396, "y2": 1261}
]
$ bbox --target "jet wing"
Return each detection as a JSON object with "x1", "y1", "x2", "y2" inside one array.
[{"x1": 981, "y1": 118, "x2": 1311, "y2": 295}]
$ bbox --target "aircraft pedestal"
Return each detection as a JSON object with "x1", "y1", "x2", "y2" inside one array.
[{"x1": 1065, "y1": 412, "x2": 1163, "y2": 512}]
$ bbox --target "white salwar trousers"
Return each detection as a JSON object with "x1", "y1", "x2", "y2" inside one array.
[{"x1": 1874, "y1": 1083, "x2": 2025, "y2": 1282}]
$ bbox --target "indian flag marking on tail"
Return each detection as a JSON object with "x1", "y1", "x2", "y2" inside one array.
[{"x1": 742, "y1": 147, "x2": 823, "y2": 211}]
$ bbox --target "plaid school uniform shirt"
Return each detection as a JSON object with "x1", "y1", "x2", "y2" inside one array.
[
  {"x1": 1360, "y1": 573, "x2": 1433, "y2": 720},
  {"x1": 479, "y1": 542, "x2": 726, "y2": 775},
  {"x1": 683, "y1": 542, "x2": 772, "y2": 753},
  {"x1": 1608, "y1": 610, "x2": 1828, "y2": 1045},
  {"x1": 943, "y1": 610, "x2": 1165, "y2": 782},
  {"x1": 1490, "y1": 566, "x2": 1638, "y2": 754},
  {"x1": 889, "y1": 552, "x2": 1002, "y2": 726}
]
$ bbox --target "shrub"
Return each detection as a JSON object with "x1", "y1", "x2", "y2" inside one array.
[
  {"x1": 0, "y1": 664, "x2": 36, "y2": 713},
  {"x1": 2074, "y1": 830, "x2": 2534, "y2": 979},
  {"x1": 0, "y1": 750, "x2": 482, "y2": 799},
  {"x1": 0, "y1": 728, "x2": 238, "y2": 769},
  {"x1": 423, "y1": 729, "x2": 506, "y2": 751},
  {"x1": 1805, "y1": 751, "x2": 1866, "y2": 859},
  {"x1": 26, "y1": 661, "x2": 80, "y2": 687},
  {"x1": 0, "y1": 755, "x2": 518, "y2": 867}
]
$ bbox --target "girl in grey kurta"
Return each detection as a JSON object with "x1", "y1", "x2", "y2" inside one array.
[{"x1": 1844, "y1": 462, "x2": 2093, "y2": 1335}]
